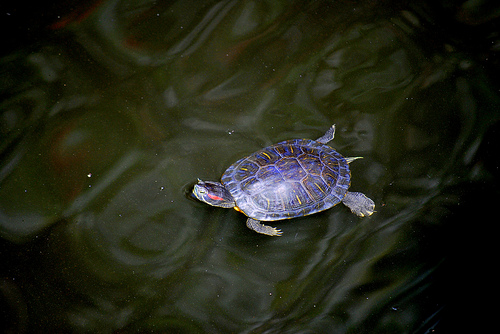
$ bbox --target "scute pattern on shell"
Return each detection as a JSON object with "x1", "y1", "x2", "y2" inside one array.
[{"x1": 221, "y1": 139, "x2": 351, "y2": 221}]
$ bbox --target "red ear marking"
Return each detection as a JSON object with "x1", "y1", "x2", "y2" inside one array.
[{"x1": 208, "y1": 193, "x2": 225, "y2": 201}]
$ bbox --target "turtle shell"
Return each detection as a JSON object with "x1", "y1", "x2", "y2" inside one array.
[{"x1": 221, "y1": 138, "x2": 351, "y2": 221}]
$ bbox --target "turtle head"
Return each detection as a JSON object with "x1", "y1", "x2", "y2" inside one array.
[{"x1": 193, "y1": 179, "x2": 235, "y2": 208}]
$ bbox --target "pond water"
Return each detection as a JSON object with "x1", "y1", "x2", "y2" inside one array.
[{"x1": 1, "y1": 0, "x2": 499, "y2": 333}]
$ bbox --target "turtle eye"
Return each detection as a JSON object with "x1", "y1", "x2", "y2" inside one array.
[
  {"x1": 197, "y1": 186, "x2": 206, "y2": 194},
  {"x1": 193, "y1": 184, "x2": 206, "y2": 195}
]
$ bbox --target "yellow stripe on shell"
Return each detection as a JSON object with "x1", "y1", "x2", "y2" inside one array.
[{"x1": 296, "y1": 195, "x2": 302, "y2": 205}]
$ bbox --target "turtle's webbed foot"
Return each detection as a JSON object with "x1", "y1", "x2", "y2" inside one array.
[
  {"x1": 246, "y1": 218, "x2": 282, "y2": 236},
  {"x1": 342, "y1": 192, "x2": 375, "y2": 217}
]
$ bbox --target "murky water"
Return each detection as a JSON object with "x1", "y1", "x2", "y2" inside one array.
[{"x1": 1, "y1": 0, "x2": 499, "y2": 333}]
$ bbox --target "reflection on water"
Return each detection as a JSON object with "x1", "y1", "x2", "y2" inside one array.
[{"x1": 1, "y1": 0, "x2": 499, "y2": 332}]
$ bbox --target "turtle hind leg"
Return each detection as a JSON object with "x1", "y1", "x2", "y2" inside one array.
[
  {"x1": 246, "y1": 218, "x2": 282, "y2": 236},
  {"x1": 316, "y1": 125, "x2": 336, "y2": 144},
  {"x1": 342, "y1": 191, "x2": 375, "y2": 217},
  {"x1": 345, "y1": 156, "x2": 363, "y2": 164}
]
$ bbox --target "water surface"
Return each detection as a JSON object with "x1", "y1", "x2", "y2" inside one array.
[{"x1": 1, "y1": 0, "x2": 499, "y2": 332}]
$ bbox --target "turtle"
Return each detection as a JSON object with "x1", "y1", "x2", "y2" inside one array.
[{"x1": 192, "y1": 125, "x2": 375, "y2": 236}]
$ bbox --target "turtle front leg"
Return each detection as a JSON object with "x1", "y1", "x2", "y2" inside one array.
[
  {"x1": 246, "y1": 218, "x2": 282, "y2": 236},
  {"x1": 342, "y1": 192, "x2": 375, "y2": 217}
]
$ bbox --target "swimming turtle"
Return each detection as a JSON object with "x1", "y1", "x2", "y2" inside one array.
[{"x1": 193, "y1": 125, "x2": 375, "y2": 236}]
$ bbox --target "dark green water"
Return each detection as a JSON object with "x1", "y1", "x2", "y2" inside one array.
[{"x1": 1, "y1": 0, "x2": 499, "y2": 332}]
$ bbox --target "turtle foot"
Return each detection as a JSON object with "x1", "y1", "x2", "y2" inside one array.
[
  {"x1": 316, "y1": 124, "x2": 336, "y2": 144},
  {"x1": 246, "y1": 218, "x2": 283, "y2": 236},
  {"x1": 342, "y1": 191, "x2": 375, "y2": 217}
]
